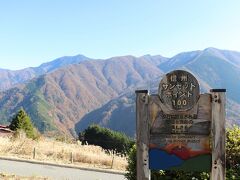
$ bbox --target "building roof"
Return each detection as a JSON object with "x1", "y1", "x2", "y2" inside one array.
[{"x1": 0, "y1": 125, "x2": 13, "y2": 133}]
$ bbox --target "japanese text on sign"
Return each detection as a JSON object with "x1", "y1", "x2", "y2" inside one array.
[{"x1": 159, "y1": 70, "x2": 200, "y2": 111}]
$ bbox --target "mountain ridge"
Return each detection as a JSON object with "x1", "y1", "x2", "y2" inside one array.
[
  {"x1": 0, "y1": 47, "x2": 239, "y2": 137},
  {"x1": 0, "y1": 55, "x2": 165, "y2": 136},
  {"x1": 0, "y1": 54, "x2": 90, "y2": 91}
]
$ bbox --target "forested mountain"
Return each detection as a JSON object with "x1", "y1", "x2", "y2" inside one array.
[
  {"x1": 0, "y1": 48, "x2": 239, "y2": 137},
  {"x1": 0, "y1": 55, "x2": 165, "y2": 136}
]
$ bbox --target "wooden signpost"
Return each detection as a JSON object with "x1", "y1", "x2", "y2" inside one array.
[{"x1": 136, "y1": 70, "x2": 226, "y2": 180}]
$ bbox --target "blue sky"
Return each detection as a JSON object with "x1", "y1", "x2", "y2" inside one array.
[{"x1": 0, "y1": 0, "x2": 240, "y2": 70}]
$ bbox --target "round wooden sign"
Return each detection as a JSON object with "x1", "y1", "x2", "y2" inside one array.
[{"x1": 158, "y1": 70, "x2": 200, "y2": 111}]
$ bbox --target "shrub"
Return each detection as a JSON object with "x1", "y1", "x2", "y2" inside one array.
[
  {"x1": 125, "y1": 144, "x2": 136, "y2": 180},
  {"x1": 226, "y1": 125, "x2": 240, "y2": 179},
  {"x1": 79, "y1": 124, "x2": 134, "y2": 154}
]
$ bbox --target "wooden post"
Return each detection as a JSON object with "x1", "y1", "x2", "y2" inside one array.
[
  {"x1": 111, "y1": 154, "x2": 115, "y2": 169},
  {"x1": 33, "y1": 147, "x2": 36, "y2": 159},
  {"x1": 136, "y1": 90, "x2": 150, "y2": 180},
  {"x1": 71, "y1": 152, "x2": 73, "y2": 163},
  {"x1": 210, "y1": 89, "x2": 226, "y2": 180}
]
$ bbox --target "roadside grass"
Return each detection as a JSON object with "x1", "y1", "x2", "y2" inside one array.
[
  {"x1": 0, "y1": 172, "x2": 51, "y2": 180},
  {"x1": 0, "y1": 136, "x2": 127, "y2": 171}
]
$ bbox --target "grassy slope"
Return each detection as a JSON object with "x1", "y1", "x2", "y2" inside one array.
[
  {"x1": 0, "y1": 136, "x2": 127, "y2": 171},
  {"x1": 0, "y1": 76, "x2": 56, "y2": 133}
]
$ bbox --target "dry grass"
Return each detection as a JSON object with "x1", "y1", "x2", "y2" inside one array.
[
  {"x1": 0, "y1": 172, "x2": 51, "y2": 180},
  {"x1": 0, "y1": 136, "x2": 127, "y2": 171}
]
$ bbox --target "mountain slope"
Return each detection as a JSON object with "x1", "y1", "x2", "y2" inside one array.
[
  {"x1": 161, "y1": 48, "x2": 240, "y2": 103},
  {"x1": 76, "y1": 48, "x2": 240, "y2": 137},
  {"x1": 75, "y1": 92, "x2": 135, "y2": 137},
  {"x1": 0, "y1": 48, "x2": 240, "y2": 137},
  {"x1": 0, "y1": 55, "x2": 165, "y2": 136},
  {"x1": 0, "y1": 55, "x2": 89, "y2": 91}
]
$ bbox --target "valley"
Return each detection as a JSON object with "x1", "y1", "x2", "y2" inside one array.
[{"x1": 0, "y1": 47, "x2": 239, "y2": 137}]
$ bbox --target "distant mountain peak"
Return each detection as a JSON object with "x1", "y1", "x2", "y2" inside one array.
[
  {"x1": 0, "y1": 48, "x2": 240, "y2": 137},
  {"x1": 204, "y1": 47, "x2": 219, "y2": 51}
]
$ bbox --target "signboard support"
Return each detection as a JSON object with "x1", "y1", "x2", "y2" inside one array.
[
  {"x1": 136, "y1": 90, "x2": 150, "y2": 180},
  {"x1": 135, "y1": 71, "x2": 226, "y2": 180},
  {"x1": 210, "y1": 89, "x2": 226, "y2": 180}
]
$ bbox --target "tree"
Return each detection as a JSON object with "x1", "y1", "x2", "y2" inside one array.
[
  {"x1": 9, "y1": 108, "x2": 38, "y2": 139},
  {"x1": 79, "y1": 124, "x2": 134, "y2": 154}
]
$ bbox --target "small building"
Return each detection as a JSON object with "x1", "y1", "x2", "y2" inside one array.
[{"x1": 0, "y1": 125, "x2": 14, "y2": 137}]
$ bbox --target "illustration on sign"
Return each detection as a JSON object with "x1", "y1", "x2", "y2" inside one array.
[{"x1": 149, "y1": 70, "x2": 212, "y2": 172}]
